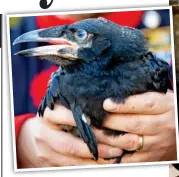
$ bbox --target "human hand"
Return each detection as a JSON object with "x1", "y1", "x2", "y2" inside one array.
[
  {"x1": 17, "y1": 105, "x2": 123, "y2": 168},
  {"x1": 94, "y1": 91, "x2": 177, "y2": 163}
]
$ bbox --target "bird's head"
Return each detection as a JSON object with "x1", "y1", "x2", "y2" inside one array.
[{"x1": 13, "y1": 17, "x2": 148, "y2": 70}]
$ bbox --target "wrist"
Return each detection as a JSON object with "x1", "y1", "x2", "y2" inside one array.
[{"x1": 16, "y1": 117, "x2": 38, "y2": 168}]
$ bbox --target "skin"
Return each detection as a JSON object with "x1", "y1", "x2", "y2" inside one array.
[
  {"x1": 101, "y1": 90, "x2": 177, "y2": 163},
  {"x1": 17, "y1": 113, "x2": 123, "y2": 168},
  {"x1": 17, "y1": 91, "x2": 176, "y2": 168}
]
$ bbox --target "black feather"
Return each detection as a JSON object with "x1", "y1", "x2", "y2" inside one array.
[{"x1": 71, "y1": 100, "x2": 98, "y2": 160}]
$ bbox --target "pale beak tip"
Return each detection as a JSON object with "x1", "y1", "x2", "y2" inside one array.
[{"x1": 13, "y1": 37, "x2": 20, "y2": 46}]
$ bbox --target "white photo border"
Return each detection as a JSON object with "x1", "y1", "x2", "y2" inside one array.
[{"x1": 6, "y1": 6, "x2": 179, "y2": 172}]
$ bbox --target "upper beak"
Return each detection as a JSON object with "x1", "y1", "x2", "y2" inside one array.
[
  {"x1": 13, "y1": 29, "x2": 46, "y2": 45},
  {"x1": 13, "y1": 26, "x2": 78, "y2": 59}
]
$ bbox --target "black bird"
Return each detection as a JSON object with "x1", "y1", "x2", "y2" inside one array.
[{"x1": 13, "y1": 17, "x2": 172, "y2": 163}]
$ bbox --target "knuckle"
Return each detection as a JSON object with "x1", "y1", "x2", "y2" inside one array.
[
  {"x1": 163, "y1": 98, "x2": 174, "y2": 114},
  {"x1": 127, "y1": 118, "x2": 141, "y2": 133},
  {"x1": 167, "y1": 92, "x2": 174, "y2": 110},
  {"x1": 34, "y1": 126, "x2": 46, "y2": 143},
  {"x1": 144, "y1": 99, "x2": 156, "y2": 111},
  {"x1": 166, "y1": 122, "x2": 175, "y2": 133},
  {"x1": 64, "y1": 142, "x2": 77, "y2": 156},
  {"x1": 98, "y1": 145, "x2": 108, "y2": 157},
  {"x1": 36, "y1": 153, "x2": 48, "y2": 163},
  {"x1": 163, "y1": 111, "x2": 175, "y2": 132},
  {"x1": 34, "y1": 133, "x2": 45, "y2": 143},
  {"x1": 124, "y1": 136, "x2": 139, "y2": 150},
  {"x1": 169, "y1": 102, "x2": 174, "y2": 112},
  {"x1": 124, "y1": 139, "x2": 135, "y2": 150},
  {"x1": 169, "y1": 102, "x2": 174, "y2": 111}
]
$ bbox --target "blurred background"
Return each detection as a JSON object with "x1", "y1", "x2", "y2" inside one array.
[
  {"x1": 173, "y1": 6, "x2": 179, "y2": 73},
  {"x1": 170, "y1": 0, "x2": 179, "y2": 5},
  {"x1": 9, "y1": 9, "x2": 172, "y2": 116},
  {"x1": 170, "y1": 5, "x2": 179, "y2": 177}
]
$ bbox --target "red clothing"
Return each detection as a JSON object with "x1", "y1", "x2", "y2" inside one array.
[{"x1": 15, "y1": 114, "x2": 35, "y2": 140}]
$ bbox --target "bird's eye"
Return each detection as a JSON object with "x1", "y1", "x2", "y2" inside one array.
[{"x1": 75, "y1": 29, "x2": 88, "y2": 40}]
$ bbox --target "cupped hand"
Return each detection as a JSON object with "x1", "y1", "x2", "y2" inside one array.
[
  {"x1": 17, "y1": 105, "x2": 123, "y2": 168},
  {"x1": 97, "y1": 91, "x2": 177, "y2": 163}
]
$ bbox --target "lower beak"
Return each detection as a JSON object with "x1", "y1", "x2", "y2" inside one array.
[{"x1": 14, "y1": 44, "x2": 76, "y2": 58}]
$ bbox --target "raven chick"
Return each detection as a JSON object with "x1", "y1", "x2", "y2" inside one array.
[{"x1": 13, "y1": 17, "x2": 172, "y2": 163}]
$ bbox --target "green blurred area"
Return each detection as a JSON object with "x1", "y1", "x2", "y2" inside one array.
[{"x1": 9, "y1": 17, "x2": 22, "y2": 28}]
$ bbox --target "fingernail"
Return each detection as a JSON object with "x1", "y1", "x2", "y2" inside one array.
[
  {"x1": 109, "y1": 148, "x2": 123, "y2": 157},
  {"x1": 103, "y1": 99, "x2": 117, "y2": 111}
]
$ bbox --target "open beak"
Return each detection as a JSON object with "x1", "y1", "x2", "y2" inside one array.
[{"x1": 13, "y1": 26, "x2": 79, "y2": 59}]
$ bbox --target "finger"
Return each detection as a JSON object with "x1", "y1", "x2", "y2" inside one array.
[
  {"x1": 36, "y1": 122, "x2": 92, "y2": 158},
  {"x1": 103, "y1": 114, "x2": 161, "y2": 135},
  {"x1": 102, "y1": 110, "x2": 172, "y2": 135},
  {"x1": 96, "y1": 108, "x2": 176, "y2": 151},
  {"x1": 121, "y1": 151, "x2": 165, "y2": 163},
  {"x1": 98, "y1": 144, "x2": 123, "y2": 158},
  {"x1": 95, "y1": 128, "x2": 168, "y2": 152},
  {"x1": 36, "y1": 140, "x2": 118, "y2": 166},
  {"x1": 36, "y1": 120, "x2": 123, "y2": 159},
  {"x1": 43, "y1": 104, "x2": 76, "y2": 126},
  {"x1": 35, "y1": 140, "x2": 98, "y2": 166},
  {"x1": 94, "y1": 129, "x2": 140, "y2": 151},
  {"x1": 103, "y1": 91, "x2": 174, "y2": 114}
]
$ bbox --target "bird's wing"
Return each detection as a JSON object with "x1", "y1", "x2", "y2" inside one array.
[
  {"x1": 71, "y1": 99, "x2": 98, "y2": 160},
  {"x1": 146, "y1": 52, "x2": 173, "y2": 92},
  {"x1": 38, "y1": 67, "x2": 70, "y2": 117}
]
